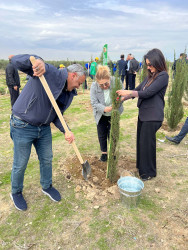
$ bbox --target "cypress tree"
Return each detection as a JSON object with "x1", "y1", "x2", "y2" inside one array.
[
  {"x1": 140, "y1": 60, "x2": 147, "y2": 83},
  {"x1": 183, "y1": 63, "x2": 188, "y2": 101},
  {"x1": 106, "y1": 69, "x2": 122, "y2": 182},
  {"x1": 166, "y1": 57, "x2": 187, "y2": 129}
]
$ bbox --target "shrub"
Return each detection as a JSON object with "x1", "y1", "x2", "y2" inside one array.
[{"x1": 166, "y1": 58, "x2": 187, "y2": 129}]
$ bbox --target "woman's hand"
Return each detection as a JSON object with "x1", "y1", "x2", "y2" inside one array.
[
  {"x1": 32, "y1": 59, "x2": 46, "y2": 77},
  {"x1": 121, "y1": 96, "x2": 127, "y2": 102},
  {"x1": 104, "y1": 106, "x2": 112, "y2": 113},
  {"x1": 65, "y1": 131, "x2": 75, "y2": 144},
  {"x1": 116, "y1": 90, "x2": 132, "y2": 96}
]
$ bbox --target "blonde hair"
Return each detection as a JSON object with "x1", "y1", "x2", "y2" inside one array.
[{"x1": 95, "y1": 65, "x2": 110, "y2": 81}]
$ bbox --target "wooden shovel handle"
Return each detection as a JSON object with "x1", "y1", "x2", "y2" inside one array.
[{"x1": 30, "y1": 56, "x2": 84, "y2": 164}]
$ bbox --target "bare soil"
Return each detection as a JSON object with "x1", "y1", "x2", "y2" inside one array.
[{"x1": 60, "y1": 155, "x2": 137, "y2": 188}]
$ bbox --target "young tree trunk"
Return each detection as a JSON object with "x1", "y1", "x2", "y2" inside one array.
[{"x1": 106, "y1": 71, "x2": 122, "y2": 182}]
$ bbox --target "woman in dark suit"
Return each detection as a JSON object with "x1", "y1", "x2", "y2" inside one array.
[{"x1": 116, "y1": 48, "x2": 169, "y2": 181}]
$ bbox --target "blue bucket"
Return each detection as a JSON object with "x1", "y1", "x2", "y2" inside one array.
[{"x1": 117, "y1": 176, "x2": 144, "y2": 208}]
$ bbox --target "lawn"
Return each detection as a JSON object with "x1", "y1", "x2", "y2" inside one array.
[{"x1": 0, "y1": 76, "x2": 187, "y2": 250}]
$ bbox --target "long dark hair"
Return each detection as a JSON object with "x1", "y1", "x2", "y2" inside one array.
[{"x1": 144, "y1": 48, "x2": 167, "y2": 87}]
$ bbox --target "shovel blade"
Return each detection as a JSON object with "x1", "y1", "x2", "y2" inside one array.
[{"x1": 82, "y1": 160, "x2": 91, "y2": 180}]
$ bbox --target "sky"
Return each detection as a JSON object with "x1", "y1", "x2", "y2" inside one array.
[{"x1": 0, "y1": 0, "x2": 188, "y2": 62}]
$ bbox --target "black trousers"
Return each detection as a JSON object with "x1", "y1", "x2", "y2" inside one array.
[
  {"x1": 84, "y1": 80, "x2": 87, "y2": 89},
  {"x1": 136, "y1": 118, "x2": 162, "y2": 178},
  {"x1": 128, "y1": 73, "x2": 136, "y2": 90},
  {"x1": 8, "y1": 87, "x2": 19, "y2": 107},
  {"x1": 125, "y1": 74, "x2": 129, "y2": 90},
  {"x1": 120, "y1": 75, "x2": 126, "y2": 86},
  {"x1": 97, "y1": 115, "x2": 111, "y2": 152}
]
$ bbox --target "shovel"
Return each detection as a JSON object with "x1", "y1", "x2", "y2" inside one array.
[{"x1": 30, "y1": 56, "x2": 91, "y2": 180}]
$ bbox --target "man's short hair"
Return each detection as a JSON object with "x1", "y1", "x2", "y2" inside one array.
[
  {"x1": 67, "y1": 64, "x2": 87, "y2": 77},
  {"x1": 120, "y1": 54, "x2": 124, "y2": 59},
  {"x1": 180, "y1": 53, "x2": 187, "y2": 58}
]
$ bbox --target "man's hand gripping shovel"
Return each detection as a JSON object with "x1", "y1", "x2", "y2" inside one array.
[{"x1": 30, "y1": 56, "x2": 91, "y2": 180}]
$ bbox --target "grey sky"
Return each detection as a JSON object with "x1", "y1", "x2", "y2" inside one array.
[{"x1": 0, "y1": 0, "x2": 188, "y2": 61}]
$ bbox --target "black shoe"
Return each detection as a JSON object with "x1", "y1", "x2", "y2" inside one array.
[
  {"x1": 165, "y1": 136, "x2": 180, "y2": 144},
  {"x1": 42, "y1": 185, "x2": 61, "y2": 202},
  {"x1": 141, "y1": 176, "x2": 154, "y2": 181},
  {"x1": 10, "y1": 192, "x2": 27, "y2": 211},
  {"x1": 100, "y1": 154, "x2": 107, "y2": 162}
]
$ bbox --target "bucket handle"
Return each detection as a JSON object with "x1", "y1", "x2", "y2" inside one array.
[
  {"x1": 119, "y1": 190, "x2": 142, "y2": 198},
  {"x1": 120, "y1": 170, "x2": 134, "y2": 178}
]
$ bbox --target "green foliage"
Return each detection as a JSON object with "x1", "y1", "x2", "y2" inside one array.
[
  {"x1": 0, "y1": 59, "x2": 8, "y2": 70},
  {"x1": 0, "y1": 86, "x2": 6, "y2": 95},
  {"x1": 183, "y1": 63, "x2": 188, "y2": 101},
  {"x1": 45, "y1": 60, "x2": 86, "y2": 68},
  {"x1": 166, "y1": 58, "x2": 187, "y2": 129},
  {"x1": 166, "y1": 59, "x2": 173, "y2": 75},
  {"x1": 107, "y1": 70, "x2": 122, "y2": 182},
  {"x1": 140, "y1": 60, "x2": 147, "y2": 83}
]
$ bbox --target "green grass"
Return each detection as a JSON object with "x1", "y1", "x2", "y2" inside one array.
[
  {"x1": 89, "y1": 219, "x2": 111, "y2": 234},
  {"x1": 0, "y1": 75, "x2": 188, "y2": 249},
  {"x1": 96, "y1": 237, "x2": 110, "y2": 250},
  {"x1": 72, "y1": 124, "x2": 93, "y2": 135},
  {"x1": 120, "y1": 113, "x2": 135, "y2": 120},
  {"x1": 0, "y1": 171, "x2": 11, "y2": 185},
  {"x1": 52, "y1": 131, "x2": 63, "y2": 141},
  {"x1": 139, "y1": 196, "x2": 161, "y2": 214},
  {"x1": 156, "y1": 147, "x2": 164, "y2": 152},
  {"x1": 119, "y1": 133, "x2": 132, "y2": 142},
  {"x1": 156, "y1": 131, "x2": 166, "y2": 139},
  {"x1": 67, "y1": 107, "x2": 87, "y2": 114}
]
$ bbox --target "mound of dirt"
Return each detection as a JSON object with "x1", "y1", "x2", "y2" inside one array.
[
  {"x1": 59, "y1": 155, "x2": 138, "y2": 203},
  {"x1": 161, "y1": 121, "x2": 182, "y2": 132}
]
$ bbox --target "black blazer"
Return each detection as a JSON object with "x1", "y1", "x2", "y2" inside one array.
[{"x1": 135, "y1": 71, "x2": 169, "y2": 122}]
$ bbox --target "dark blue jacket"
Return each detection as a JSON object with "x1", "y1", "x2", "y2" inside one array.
[
  {"x1": 117, "y1": 59, "x2": 127, "y2": 76},
  {"x1": 12, "y1": 54, "x2": 77, "y2": 133}
]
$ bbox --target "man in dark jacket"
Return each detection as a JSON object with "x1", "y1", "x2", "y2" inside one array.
[
  {"x1": 117, "y1": 54, "x2": 127, "y2": 86},
  {"x1": 10, "y1": 54, "x2": 86, "y2": 211},
  {"x1": 5, "y1": 55, "x2": 20, "y2": 108},
  {"x1": 127, "y1": 54, "x2": 140, "y2": 90},
  {"x1": 172, "y1": 53, "x2": 188, "y2": 78}
]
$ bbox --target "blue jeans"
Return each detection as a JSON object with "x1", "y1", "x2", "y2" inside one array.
[
  {"x1": 10, "y1": 115, "x2": 53, "y2": 194},
  {"x1": 174, "y1": 117, "x2": 188, "y2": 142}
]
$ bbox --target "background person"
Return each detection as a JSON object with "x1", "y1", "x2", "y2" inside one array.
[
  {"x1": 166, "y1": 117, "x2": 188, "y2": 144},
  {"x1": 116, "y1": 48, "x2": 169, "y2": 181},
  {"x1": 172, "y1": 53, "x2": 188, "y2": 74},
  {"x1": 5, "y1": 55, "x2": 20, "y2": 108},
  {"x1": 10, "y1": 54, "x2": 86, "y2": 211},
  {"x1": 125, "y1": 54, "x2": 131, "y2": 90},
  {"x1": 127, "y1": 54, "x2": 140, "y2": 90},
  {"x1": 90, "y1": 57, "x2": 99, "y2": 80},
  {"x1": 59, "y1": 64, "x2": 65, "y2": 69},
  {"x1": 117, "y1": 54, "x2": 127, "y2": 87},
  {"x1": 90, "y1": 65, "x2": 124, "y2": 162},
  {"x1": 113, "y1": 63, "x2": 117, "y2": 76}
]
